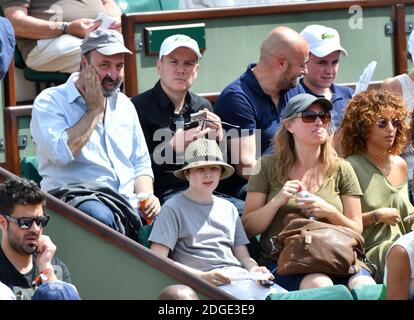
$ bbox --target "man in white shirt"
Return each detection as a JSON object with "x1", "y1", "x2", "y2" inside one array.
[{"x1": 31, "y1": 29, "x2": 160, "y2": 233}]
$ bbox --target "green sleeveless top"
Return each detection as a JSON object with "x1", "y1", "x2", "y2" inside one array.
[{"x1": 346, "y1": 153, "x2": 413, "y2": 281}]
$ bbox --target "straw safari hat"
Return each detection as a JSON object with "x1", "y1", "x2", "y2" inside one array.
[{"x1": 174, "y1": 138, "x2": 234, "y2": 180}]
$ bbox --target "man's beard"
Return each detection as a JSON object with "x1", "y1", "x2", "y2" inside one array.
[
  {"x1": 8, "y1": 231, "x2": 39, "y2": 255},
  {"x1": 288, "y1": 75, "x2": 299, "y2": 88},
  {"x1": 279, "y1": 70, "x2": 301, "y2": 90},
  {"x1": 101, "y1": 75, "x2": 122, "y2": 97}
]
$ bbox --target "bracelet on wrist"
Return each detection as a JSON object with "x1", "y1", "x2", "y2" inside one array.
[
  {"x1": 372, "y1": 211, "x2": 378, "y2": 223},
  {"x1": 33, "y1": 267, "x2": 53, "y2": 285},
  {"x1": 61, "y1": 22, "x2": 68, "y2": 34}
]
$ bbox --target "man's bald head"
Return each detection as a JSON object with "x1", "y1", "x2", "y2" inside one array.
[{"x1": 260, "y1": 26, "x2": 308, "y2": 63}]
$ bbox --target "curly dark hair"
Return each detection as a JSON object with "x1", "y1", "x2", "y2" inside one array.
[
  {"x1": 337, "y1": 90, "x2": 408, "y2": 158},
  {"x1": 0, "y1": 177, "x2": 45, "y2": 216}
]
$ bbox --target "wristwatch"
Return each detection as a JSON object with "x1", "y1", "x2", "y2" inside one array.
[{"x1": 61, "y1": 22, "x2": 68, "y2": 34}]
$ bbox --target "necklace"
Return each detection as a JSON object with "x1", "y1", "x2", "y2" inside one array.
[
  {"x1": 366, "y1": 151, "x2": 392, "y2": 175},
  {"x1": 370, "y1": 153, "x2": 387, "y2": 162},
  {"x1": 366, "y1": 149, "x2": 389, "y2": 162}
]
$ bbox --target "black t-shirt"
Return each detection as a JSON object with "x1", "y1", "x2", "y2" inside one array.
[
  {"x1": 131, "y1": 81, "x2": 212, "y2": 199},
  {"x1": 0, "y1": 247, "x2": 72, "y2": 300}
]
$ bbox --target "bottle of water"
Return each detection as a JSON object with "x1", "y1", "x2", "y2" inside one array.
[
  {"x1": 296, "y1": 190, "x2": 316, "y2": 220},
  {"x1": 296, "y1": 190, "x2": 311, "y2": 199}
]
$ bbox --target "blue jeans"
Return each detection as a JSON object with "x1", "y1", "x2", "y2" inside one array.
[{"x1": 77, "y1": 199, "x2": 118, "y2": 230}]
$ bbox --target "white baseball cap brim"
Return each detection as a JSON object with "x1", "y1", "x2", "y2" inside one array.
[{"x1": 311, "y1": 44, "x2": 348, "y2": 58}]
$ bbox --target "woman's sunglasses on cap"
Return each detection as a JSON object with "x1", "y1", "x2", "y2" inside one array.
[
  {"x1": 3, "y1": 215, "x2": 50, "y2": 229},
  {"x1": 292, "y1": 110, "x2": 331, "y2": 124}
]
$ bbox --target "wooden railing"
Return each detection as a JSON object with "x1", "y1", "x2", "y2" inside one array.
[{"x1": 4, "y1": 58, "x2": 16, "y2": 107}]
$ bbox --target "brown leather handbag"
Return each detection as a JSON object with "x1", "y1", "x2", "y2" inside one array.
[{"x1": 270, "y1": 218, "x2": 370, "y2": 276}]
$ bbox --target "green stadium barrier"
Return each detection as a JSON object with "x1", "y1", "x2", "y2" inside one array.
[
  {"x1": 351, "y1": 284, "x2": 386, "y2": 300},
  {"x1": 266, "y1": 284, "x2": 354, "y2": 300}
]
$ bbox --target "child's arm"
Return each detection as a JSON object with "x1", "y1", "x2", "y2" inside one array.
[
  {"x1": 150, "y1": 242, "x2": 231, "y2": 286},
  {"x1": 233, "y1": 245, "x2": 273, "y2": 277},
  {"x1": 233, "y1": 245, "x2": 260, "y2": 271},
  {"x1": 150, "y1": 242, "x2": 170, "y2": 257}
]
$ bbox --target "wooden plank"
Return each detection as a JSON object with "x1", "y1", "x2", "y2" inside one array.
[
  {"x1": 125, "y1": 0, "x2": 414, "y2": 23},
  {"x1": 392, "y1": 4, "x2": 408, "y2": 74},
  {"x1": 122, "y1": 13, "x2": 138, "y2": 100},
  {"x1": 4, "y1": 58, "x2": 16, "y2": 106}
]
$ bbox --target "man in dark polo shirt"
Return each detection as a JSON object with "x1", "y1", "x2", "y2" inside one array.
[
  {"x1": 214, "y1": 26, "x2": 309, "y2": 199},
  {"x1": 131, "y1": 34, "x2": 244, "y2": 213}
]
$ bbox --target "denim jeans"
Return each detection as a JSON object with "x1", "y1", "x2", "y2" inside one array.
[{"x1": 77, "y1": 199, "x2": 117, "y2": 230}]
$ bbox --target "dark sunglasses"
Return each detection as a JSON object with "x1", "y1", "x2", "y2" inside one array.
[
  {"x1": 377, "y1": 118, "x2": 401, "y2": 129},
  {"x1": 293, "y1": 110, "x2": 331, "y2": 124},
  {"x1": 4, "y1": 215, "x2": 50, "y2": 230}
]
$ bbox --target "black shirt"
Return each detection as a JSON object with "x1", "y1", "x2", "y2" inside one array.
[
  {"x1": 0, "y1": 247, "x2": 71, "y2": 300},
  {"x1": 131, "y1": 81, "x2": 212, "y2": 198}
]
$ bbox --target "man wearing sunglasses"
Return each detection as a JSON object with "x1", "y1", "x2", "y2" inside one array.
[{"x1": 0, "y1": 177, "x2": 76, "y2": 300}]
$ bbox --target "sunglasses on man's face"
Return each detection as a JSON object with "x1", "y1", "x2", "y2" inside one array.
[
  {"x1": 377, "y1": 118, "x2": 401, "y2": 129},
  {"x1": 4, "y1": 215, "x2": 50, "y2": 230},
  {"x1": 293, "y1": 110, "x2": 331, "y2": 124}
]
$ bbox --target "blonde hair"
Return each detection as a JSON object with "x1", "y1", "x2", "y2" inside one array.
[{"x1": 273, "y1": 118, "x2": 338, "y2": 184}]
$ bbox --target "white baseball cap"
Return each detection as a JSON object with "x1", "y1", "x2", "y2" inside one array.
[
  {"x1": 300, "y1": 25, "x2": 348, "y2": 58},
  {"x1": 159, "y1": 34, "x2": 201, "y2": 60},
  {"x1": 408, "y1": 29, "x2": 414, "y2": 64}
]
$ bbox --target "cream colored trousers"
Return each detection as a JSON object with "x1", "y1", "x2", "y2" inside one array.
[{"x1": 26, "y1": 34, "x2": 83, "y2": 74}]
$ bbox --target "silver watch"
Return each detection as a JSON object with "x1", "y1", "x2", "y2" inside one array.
[{"x1": 61, "y1": 22, "x2": 68, "y2": 34}]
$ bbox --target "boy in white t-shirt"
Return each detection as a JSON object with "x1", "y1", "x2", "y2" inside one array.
[{"x1": 149, "y1": 138, "x2": 284, "y2": 299}]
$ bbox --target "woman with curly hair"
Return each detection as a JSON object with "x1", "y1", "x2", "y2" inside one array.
[
  {"x1": 337, "y1": 90, "x2": 414, "y2": 283},
  {"x1": 243, "y1": 93, "x2": 375, "y2": 291}
]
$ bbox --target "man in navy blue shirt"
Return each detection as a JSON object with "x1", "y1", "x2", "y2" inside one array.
[
  {"x1": 214, "y1": 26, "x2": 308, "y2": 199},
  {"x1": 287, "y1": 25, "x2": 353, "y2": 132}
]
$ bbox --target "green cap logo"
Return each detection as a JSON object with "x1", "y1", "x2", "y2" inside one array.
[{"x1": 321, "y1": 32, "x2": 335, "y2": 40}]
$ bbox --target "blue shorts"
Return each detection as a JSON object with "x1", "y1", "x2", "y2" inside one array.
[{"x1": 264, "y1": 259, "x2": 373, "y2": 291}]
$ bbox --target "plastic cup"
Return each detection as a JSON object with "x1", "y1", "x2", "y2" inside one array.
[{"x1": 137, "y1": 192, "x2": 153, "y2": 225}]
